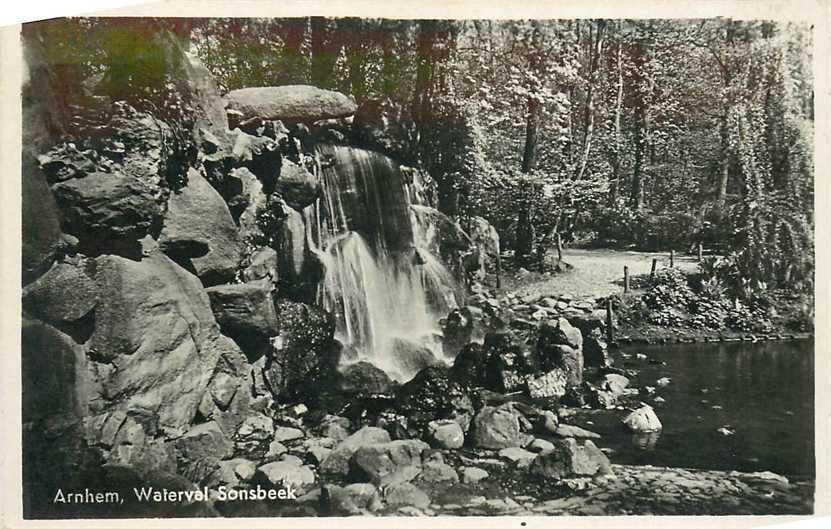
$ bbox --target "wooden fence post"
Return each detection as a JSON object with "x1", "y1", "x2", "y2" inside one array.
[
  {"x1": 624, "y1": 265, "x2": 630, "y2": 293},
  {"x1": 698, "y1": 242, "x2": 703, "y2": 262},
  {"x1": 556, "y1": 232, "x2": 563, "y2": 262},
  {"x1": 670, "y1": 249, "x2": 675, "y2": 268},
  {"x1": 650, "y1": 258, "x2": 657, "y2": 279},
  {"x1": 606, "y1": 298, "x2": 615, "y2": 343}
]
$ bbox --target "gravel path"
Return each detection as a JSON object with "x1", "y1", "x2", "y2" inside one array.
[{"x1": 509, "y1": 249, "x2": 699, "y2": 300}]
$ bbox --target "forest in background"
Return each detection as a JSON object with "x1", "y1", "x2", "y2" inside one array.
[{"x1": 32, "y1": 16, "x2": 815, "y2": 304}]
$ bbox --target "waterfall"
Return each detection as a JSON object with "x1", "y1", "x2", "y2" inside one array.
[{"x1": 304, "y1": 145, "x2": 461, "y2": 380}]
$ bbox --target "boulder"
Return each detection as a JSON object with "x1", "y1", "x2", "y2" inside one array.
[
  {"x1": 320, "y1": 426, "x2": 391, "y2": 475},
  {"x1": 21, "y1": 318, "x2": 89, "y2": 425},
  {"x1": 527, "y1": 438, "x2": 556, "y2": 453},
  {"x1": 584, "y1": 334, "x2": 612, "y2": 368},
  {"x1": 498, "y1": 447, "x2": 536, "y2": 468},
  {"x1": 483, "y1": 331, "x2": 537, "y2": 392},
  {"x1": 226, "y1": 85, "x2": 357, "y2": 124},
  {"x1": 88, "y1": 251, "x2": 238, "y2": 433},
  {"x1": 273, "y1": 426, "x2": 304, "y2": 443},
  {"x1": 276, "y1": 159, "x2": 321, "y2": 210},
  {"x1": 394, "y1": 366, "x2": 474, "y2": 433},
  {"x1": 530, "y1": 438, "x2": 612, "y2": 480},
  {"x1": 205, "y1": 279, "x2": 279, "y2": 358},
  {"x1": 173, "y1": 421, "x2": 233, "y2": 482},
  {"x1": 275, "y1": 205, "x2": 324, "y2": 302},
  {"x1": 538, "y1": 319, "x2": 584, "y2": 386},
  {"x1": 384, "y1": 482, "x2": 430, "y2": 509},
  {"x1": 323, "y1": 483, "x2": 377, "y2": 515},
  {"x1": 623, "y1": 406, "x2": 663, "y2": 433},
  {"x1": 51, "y1": 170, "x2": 167, "y2": 248},
  {"x1": 257, "y1": 460, "x2": 316, "y2": 493},
  {"x1": 349, "y1": 440, "x2": 429, "y2": 484},
  {"x1": 427, "y1": 419, "x2": 465, "y2": 450},
  {"x1": 601, "y1": 373, "x2": 630, "y2": 396},
  {"x1": 22, "y1": 261, "x2": 97, "y2": 324},
  {"x1": 540, "y1": 317, "x2": 583, "y2": 350},
  {"x1": 450, "y1": 342, "x2": 489, "y2": 387},
  {"x1": 338, "y1": 362, "x2": 394, "y2": 395},
  {"x1": 554, "y1": 424, "x2": 601, "y2": 439},
  {"x1": 526, "y1": 369, "x2": 568, "y2": 399},
  {"x1": 460, "y1": 467, "x2": 489, "y2": 483},
  {"x1": 159, "y1": 169, "x2": 241, "y2": 286},
  {"x1": 470, "y1": 404, "x2": 522, "y2": 449},
  {"x1": 317, "y1": 415, "x2": 352, "y2": 442},
  {"x1": 265, "y1": 300, "x2": 339, "y2": 399},
  {"x1": 418, "y1": 453, "x2": 459, "y2": 483}
]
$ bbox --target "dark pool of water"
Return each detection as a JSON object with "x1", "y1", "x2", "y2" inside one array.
[{"x1": 571, "y1": 340, "x2": 814, "y2": 478}]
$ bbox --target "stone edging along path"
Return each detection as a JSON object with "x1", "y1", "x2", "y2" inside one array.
[{"x1": 613, "y1": 332, "x2": 815, "y2": 347}]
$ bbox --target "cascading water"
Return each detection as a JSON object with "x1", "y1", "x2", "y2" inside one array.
[{"x1": 304, "y1": 145, "x2": 461, "y2": 380}]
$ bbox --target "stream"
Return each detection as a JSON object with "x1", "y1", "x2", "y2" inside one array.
[{"x1": 571, "y1": 340, "x2": 814, "y2": 479}]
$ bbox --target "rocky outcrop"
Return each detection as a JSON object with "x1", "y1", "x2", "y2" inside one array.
[
  {"x1": 159, "y1": 169, "x2": 241, "y2": 286},
  {"x1": 40, "y1": 104, "x2": 178, "y2": 254},
  {"x1": 88, "y1": 250, "x2": 243, "y2": 434},
  {"x1": 226, "y1": 85, "x2": 357, "y2": 125}
]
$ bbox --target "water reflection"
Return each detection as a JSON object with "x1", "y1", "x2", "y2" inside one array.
[{"x1": 631, "y1": 431, "x2": 661, "y2": 450}]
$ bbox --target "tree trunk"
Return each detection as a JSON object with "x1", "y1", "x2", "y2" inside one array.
[
  {"x1": 575, "y1": 20, "x2": 606, "y2": 181},
  {"x1": 515, "y1": 23, "x2": 543, "y2": 267},
  {"x1": 608, "y1": 27, "x2": 624, "y2": 205},
  {"x1": 630, "y1": 37, "x2": 647, "y2": 210}
]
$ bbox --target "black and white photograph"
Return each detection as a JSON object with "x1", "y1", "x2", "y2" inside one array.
[{"x1": 5, "y1": 0, "x2": 827, "y2": 523}]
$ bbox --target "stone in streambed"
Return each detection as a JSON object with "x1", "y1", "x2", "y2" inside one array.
[
  {"x1": 623, "y1": 405, "x2": 663, "y2": 433},
  {"x1": 470, "y1": 403, "x2": 522, "y2": 449},
  {"x1": 460, "y1": 467, "x2": 489, "y2": 483},
  {"x1": 319, "y1": 426, "x2": 391, "y2": 475},
  {"x1": 384, "y1": 482, "x2": 431, "y2": 509},
  {"x1": 529, "y1": 438, "x2": 612, "y2": 480},
  {"x1": 427, "y1": 419, "x2": 465, "y2": 449},
  {"x1": 349, "y1": 439, "x2": 429, "y2": 483},
  {"x1": 323, "y1": 483, "x2": 377, "y2": 515}
]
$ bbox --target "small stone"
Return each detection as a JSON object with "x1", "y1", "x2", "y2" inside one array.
[
  {"x1": 527, "y1": 438, "x2": 555, "y2": 453},
  {"x1": 273, "y1": 426, "x2": 305, "y2": 443},
  {"x1": 427, "y1": 419, "x2": 465, "y2": 449},
  {"x1": 264, "y1": 440, "x2": 288, "y2": 460},
  {"x1": 498, "y1": 447, "x2": 536, "y2": 468},
  {"x1": 461, "y1": 467, "x2": 490, "y2": 485}
]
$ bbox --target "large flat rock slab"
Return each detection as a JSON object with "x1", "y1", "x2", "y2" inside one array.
[{"x1": 226, "y1": 85, "x2": 357, "y2": 123}]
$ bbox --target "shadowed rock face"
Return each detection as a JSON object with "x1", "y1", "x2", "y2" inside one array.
[{"x1": 226, "y1": 85, "x2": 358, "y2": 125}]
